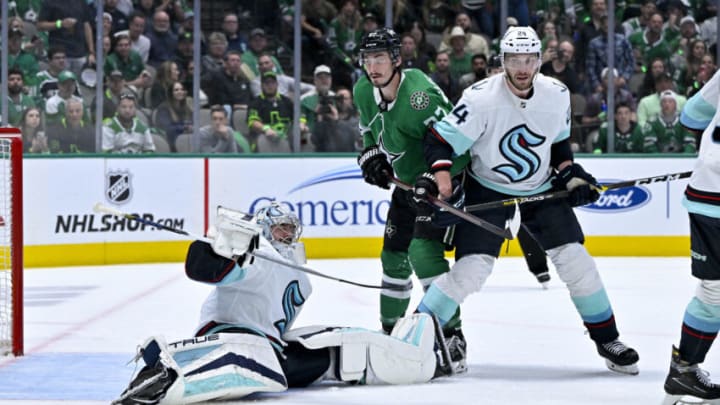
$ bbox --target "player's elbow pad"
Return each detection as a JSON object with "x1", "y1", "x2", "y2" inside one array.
[
  {"x1": 185, "y1": 240, "x2": 238, "y2": 283},
  {"x1": 550, "y1": 139, "x2": 574, "y2": 170},
  {"x1": 423, "y1": 127, "x2": 453, "y2": 172}
]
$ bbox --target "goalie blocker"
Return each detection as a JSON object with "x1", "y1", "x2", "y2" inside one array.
[{"x1": 114, "y1": 314, "x2": 437, "y2": 404}]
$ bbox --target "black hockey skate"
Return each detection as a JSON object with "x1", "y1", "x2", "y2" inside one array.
[
  {"x1": 444, "y1": 328, "x2": 468, "y2": 374},
  {"x1": 113, "y1": 361, "x2": 178, "y2": 405},
  {"x1": 534, "y1": 272, "x2": 551, "y2": 289},
  {"x1": 596, "y1": 339, "x2": 639, "y2": 375},
  {"x1": 662, "y1": 346, "x2": 720, "y2": 405}
]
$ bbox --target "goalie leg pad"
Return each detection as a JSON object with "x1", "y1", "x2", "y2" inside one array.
[{"x1": 290, "y1": 314, "x2": 436, "y2": 385}]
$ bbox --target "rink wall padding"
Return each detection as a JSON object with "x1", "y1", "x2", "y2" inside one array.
[{"x1": 23, "y1": 155, "x2": 695, "y2": 267}]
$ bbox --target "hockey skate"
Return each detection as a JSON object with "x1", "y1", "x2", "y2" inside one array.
[
  {"x1": 534, "y1": 271, "x2": 551, "y2": 289},
  {"x1": 444, "y1": 328, "x2": 468, "y2": 374},
  {"x1": 595, "y1": 339, "x2": 639, "y2": 375},
  {"x1": 662, "y1": 346, "x2": 720, "y2": 405}
]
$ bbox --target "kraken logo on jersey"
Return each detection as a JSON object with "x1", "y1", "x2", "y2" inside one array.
[
  {"x1": 493, "y1": 124, "x2": 546, "y2": 182},
  {"x1": 274, "y1": 281, "x2": 306, "y2": 336}
]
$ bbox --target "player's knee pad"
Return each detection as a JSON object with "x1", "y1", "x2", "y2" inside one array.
[
  {"x1": 289, "y1": 313, "x2": 436, "y2": 385},
  {"x1": 127, "y1": 333, "x2": 287, "y2": 405},
  {"x1": 436, "y1": 254, "x2": 494, "y2": 303},
  {"x1": 697, "y1": 279, "x2": 720, "y2": 309},
  {"x1": 547, "y1": 243, "x2": 603, "y2": 296}
]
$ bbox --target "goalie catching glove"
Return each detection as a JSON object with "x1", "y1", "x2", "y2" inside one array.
[
  {"x1": 208, "y1": 207, "x2": 261, "y2": 266},
  {"x1": 358, "y1": 145, "x2": 393, "y2": 189},
  {"x1": 552, "y1": 163, "x2": 601, "y2": 207},
  {"x1": 413, "y1": 172, "x2": 465, "y2": 227}
]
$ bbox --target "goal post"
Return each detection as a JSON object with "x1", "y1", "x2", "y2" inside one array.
[{"x1": 0, "y1": 128, "x2": 23, "y2": 356}]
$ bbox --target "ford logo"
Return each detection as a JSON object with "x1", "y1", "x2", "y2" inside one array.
[{"x1": 577, "y1": 183, "x2": 651, "y2": 213}]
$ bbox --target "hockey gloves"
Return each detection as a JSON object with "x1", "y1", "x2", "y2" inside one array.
[
  {"x1": 208, "y1": 212, "x2": 261, "y2": 267},
  {"x1": 413, "y1": 173, "x2": 465, "y2": 227},
  {"x1": 358, "y1": 145, "x2": 392, "y2": 189},
  {"x1": 552, "y1": 163, "x2": 601, "y2": 207}
]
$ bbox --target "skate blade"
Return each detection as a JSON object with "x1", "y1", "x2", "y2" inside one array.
[
  {"x1": 540, "y1": 282, "x2": 549, "y2": 290},
  {"x1": 453, "y1": 360, "x2": 468, "y2": 374},
  {"x1": 662, "y1": 394, "x2": 720, "y2": 404},
  {"x1": 604, "y1": 359, "x2": 639, "y2": 375}
]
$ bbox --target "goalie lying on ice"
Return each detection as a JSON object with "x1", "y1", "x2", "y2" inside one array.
[{"x1": 114, "y1": 202, "x2": 437, "y2": 405}]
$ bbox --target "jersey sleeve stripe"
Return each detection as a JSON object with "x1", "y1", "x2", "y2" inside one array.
[
  {"x1": 680, "y1": 95, "x2": 716, "y2": 130},
  {"x1": 434, "y1": 120, "x2": 475, "y2": 155}
]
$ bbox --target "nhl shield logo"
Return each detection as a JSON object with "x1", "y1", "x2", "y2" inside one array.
[{"x1": 106, "y1": 170, "x2": 133, "y2": 204}]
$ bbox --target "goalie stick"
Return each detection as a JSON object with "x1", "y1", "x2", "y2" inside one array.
[
  {"x1": 93, "y1": 203, "x2": 409, "y2": 291},
  {"x1": 390, "y1": 177, "x2": 520, "y2": 240},
  {"x1": 466, "y1": 171, "x2": 693, "y2": 213}
]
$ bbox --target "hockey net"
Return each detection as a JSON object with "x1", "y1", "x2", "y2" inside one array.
[{"x1": 0, "y1": 129, "x2": 23, "y2": 356}]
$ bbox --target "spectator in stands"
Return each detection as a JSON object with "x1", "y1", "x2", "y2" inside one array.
[
  {"x1": 640, "y1": 57, "x2": 669, "y2": 99},
  {"x1": 327, "y1": 0, "x2": 363, "y2": 64},
  {"x1": 102, "y1": 92, "x2": 155, "y2": 154},
  {"x1": 114, "y1": 12, "x2": 151, "y2": 63},
  {"x1": 149, "y1": 61, "x2": 179, "y2": 109},
  {"x1": 540, "y1": 39, "x2": 580, "y2": 93},
  {"x1": 147, "y1": 10, "x2": 178, "y2": 67},
  {"x1": 105, "y1": 0, "x2": 128, "y2": 34},
  {"x1": 590, "y1": 102, "x2": 644, "y2": 153},
  {"x1": 637, "y1": 72, "x2": 687, "y2": 126},
  {"x1": 300, "y1": 64, "x2": 335, "y2": 136},
  {"x1": 628, "y1": 12, "x2": 673, "y2": 72},
  {"x1": 46, "y1": 98, "x2": 95, "y2": 153},
  {"x1": 538, "y1": 20, "x2": 558, "y2": 50},
  {"x1": 431, "y1": 51, "x2": 461, "y2": 103},
  {"x1": 400, "y1": 33, "x2": 430, "y2": 74},
  {"x1": 221, "y1": 12, "x2": 247, "y2": 53},
  {"x1": 438, "y1": 12, "x2": 490, "y2": 59},
  {"x1": 250, "y1": 53, "x2": 314, "y2": 97},
  {"x1": 459, "y1": 53, "x2": 488, "y2": 89},
  {"x1": 45, "y1": 70, "x2": 84, "y2": 125},
  {"x1": 699, "y1": 15, "x2": 717, "y2": 50},
  {"x1": 678, "y1": 39, "x2": 709, "y2": 96},
  {"x1": 7, "y1": 28, "x2": 39, "y2": 86},
  {"x1": 202, "y1": 50, "x2": 252, "y2": 111},
  {"x1": 422, "y1": 0, "x2": 456, "y2": 40},
  {"x1": 311, "y1": 86, "x2": 358, "y2": 152},
  {"x1": 102, "y1": 12, "x2": 114, "y2": 37},
  {"x1": 586, "y1": 13, "x2": 635, "y2": 95},
  {"x1": 640, "y1": 90, "x2": 696, "y2": 153},
  {"x1": 242, "y1": 28, "x2": 282, "y2": 78},
  {"x1": 196, "y1": 105, "x2": 247, "y2": 153},
  {"x1": 622, "y1": 0, "x2": 656, "y2": 37},
  {"x1": 20, "y1": 107, "x2": 48, "y2": 154},
  {"x1": 583, "y1": 67, "x2": 637, "y2": 127},
  {"x1": 687, "y1": 54, "x2": 717, "y2": 98},
  {"x1": 408, "y1": 21, "x2": 436, "y2": 63},
  {"x1": 576, "y1": 0, "x2": 618, "y2": 76},
  {"x1": 447, "y1": 26, "x2": 473, "y2": 81},
  {"x1": 671, "y1": 15, "x2": 701, "y2": 60},
  {"x1": 154, "y1": 81, "x2": 193, "y2": 152},
  {"x1": 37, "y1": 0, "x2": 96, "y2": 74},
  {"x1": 201, "y1": 32, "x2": 229, "y2": 78},
  {"x1": 105, "y1": 34, "x2": 152, "y2": 90},
  {"x1": 248, "y1": 71, "x2": 298, "y2": 153},
  {"x1": 461, "y1": 0, "x2": 494, "y2": 37},
  {"x1": 173, "y1": 31, "x2": 194, "y2": 79},
  {"x1": 33, "y1": 46, "x2": 67, "y2": 106},
  {"x1": 92, "y1": 69, "x2": 134, "y2": 119},
  {"x1": 4, "y1": 68, "x2": 36, "y2": 127}
]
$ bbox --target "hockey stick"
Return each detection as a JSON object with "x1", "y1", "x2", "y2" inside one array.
[
  {"x1": 93, "y1": 203, "x2": 409, "y2": 291},
  {"x1": 466, "y1": 171, "x2": 693, "y2": 213},
  {"x1": 390, "y1": 177, "x2": 520, "y2": 240}
]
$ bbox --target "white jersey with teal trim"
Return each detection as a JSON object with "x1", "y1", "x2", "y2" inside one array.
[
  {"x1": 433, "y1": 73, "x2": 571, "y2": 195},
  {"x1": 679, "y1": 68, "x2": 720, "y2": 218},
  {"x1": 197, "y1": 238, "x2": 312, "y2": 345}
]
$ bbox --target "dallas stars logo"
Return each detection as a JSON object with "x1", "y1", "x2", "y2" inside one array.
[{"x1": 410, "y1": 91, "x2": 430, "y2": 110}]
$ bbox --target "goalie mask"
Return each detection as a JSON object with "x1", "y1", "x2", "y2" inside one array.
[{"x1": 254, "y1": 202, "x2": 302, "y2": 247}]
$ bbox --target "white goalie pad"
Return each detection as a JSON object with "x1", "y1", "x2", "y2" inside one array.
[
  {"x1": 140, "y1": 333, "x2": 287, "y2": 405},
  {"x1": 286, "y1": 313, "x2": 437, "y2": 385}
]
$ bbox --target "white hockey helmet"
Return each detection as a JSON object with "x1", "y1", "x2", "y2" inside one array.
[
  {"x1": 500, "y1": 26, "x2": 541, "y2": 61},
  {"x1": 254, "y1": 201, "x2": 302, "y2": 246}
]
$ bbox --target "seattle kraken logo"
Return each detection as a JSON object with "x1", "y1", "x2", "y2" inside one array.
[
  {"x1": 274, "y1": 281, "x2": 306, "y2": 335},
  {"x1": 493, "y1": 124, "x2": 546, "y2": 182}
]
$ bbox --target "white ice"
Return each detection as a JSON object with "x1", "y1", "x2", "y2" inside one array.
[{"x1": 1, "y1": 256, "x2": 717, "y2": 405}]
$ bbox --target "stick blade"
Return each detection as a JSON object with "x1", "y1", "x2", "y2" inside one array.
[{"x1": 504, "y1": 202, "x2": 521, "y2": 239}]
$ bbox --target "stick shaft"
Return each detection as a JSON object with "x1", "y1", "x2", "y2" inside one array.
[
  {"x1": 466, "y1": 171, "x2": 692, "y2": 213},
  {"x1": 93, "y1": 204, "x2": 402, "y2": 290}
]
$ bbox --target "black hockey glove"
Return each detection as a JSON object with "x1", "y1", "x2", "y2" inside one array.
[
  {"x1": 412, "y1": 173, "x2": 465, "y2": 227},
  {"x1": 357, "y1": 145, "x2": 393, "y2": 189},
  {"x1": 434, "y1": 179, "x2": 465, "y2": 227},
  {"x1": 552, "y1": 163, "x2": 601, "y2": 207}
]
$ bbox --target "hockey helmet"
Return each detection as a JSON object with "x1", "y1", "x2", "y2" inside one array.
[
  {"x1": 254, "y1": 201, "x2": 302, "y2": 246},
  {"x1": 359, "y1": 27, "x2": 401, "y2": 64},
  {"x1": 500, "y1": 26, "x2": 541, "y2": 57}
]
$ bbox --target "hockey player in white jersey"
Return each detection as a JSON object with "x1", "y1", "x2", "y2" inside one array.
[
  {"x1": 114, "y1": 202, "x2": 437, "y2": 405},
  {"x1": 411, "y1": 26, "x2": 640, "y2": 375},
  {"x1": 661, "y1": 68, "x2": 720, "y2": 405}
]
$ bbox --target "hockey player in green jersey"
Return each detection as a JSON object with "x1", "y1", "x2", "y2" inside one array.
[{"x1": 355, "y1": 28, "x2": 469, "y2": 373}]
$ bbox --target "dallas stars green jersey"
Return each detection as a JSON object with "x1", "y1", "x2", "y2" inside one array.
[{"x1": 354, "y1": 68, "x2": 469, "y2": 183}]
